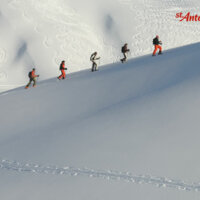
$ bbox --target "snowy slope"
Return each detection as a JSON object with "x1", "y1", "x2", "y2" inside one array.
[
  {"x1": 1, "y1": 43, "x2": 200, "y2": 199},
  {"x1": 0, "y1": 0, "x2": 200, "y2": 92}
]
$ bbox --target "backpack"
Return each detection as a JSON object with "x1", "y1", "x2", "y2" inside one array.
[
  {"x1": 28, "y1": 71, "x2": 32, "y2": 78},
  {"x1": 90, "y1": 53, "x2": 96, "y2": 61},
  {"x1": 121, "y1": 46, "x2": 125, "y2": 53},
  {"x1": 60, "y1": 64, "x2": 63, "y2": 70},
  {"x1": 153, "y1": 38, "x2": 156, "y2": 45}
]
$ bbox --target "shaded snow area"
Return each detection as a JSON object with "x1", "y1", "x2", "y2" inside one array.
[
  {"x1": 1, "y1": 42, "x2": 200, "y2": 199},
  {"x1": 0, "y1": 0, "x2": 200, "y2": 92}
]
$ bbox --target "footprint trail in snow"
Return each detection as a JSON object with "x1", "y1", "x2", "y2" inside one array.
[{"x1": 0, "y1": 158, "x2": 200, "y2": 192}]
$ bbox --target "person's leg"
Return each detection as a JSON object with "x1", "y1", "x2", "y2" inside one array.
[
  {"x1": 121, "y1": 53, "x2": 125, "y2": 63},
  {"x1": 153, "y1": 45, "x2": 158, "y2": 56},
  {"x1": 92, "y1": 62, "x2": 95, "y2": 71},
  {"x1": 94, "y1": 62, "x2": 97, "y2": 71},
  {"x1": 58, "y1": 72, "x2": 63, "y2": 79},
  {"x1": 25, "y1": 78, "x2": 32, "y2": 88},
  {"x1": 33, "y1": 77, "x2": 36, "y2": 87},
  {"x1": 62, "y1": 70, "x2": 66, "y2": 79},
  {"x1": 158, "y1": 45, "x2": 162, "y2": 54},
  {"x1": 58, "y1": 70, "x2": 65, "y2": 79},
  {"x1": 124, "y1": 53, "x2": 127, "y2": 61},
  {"x1": 121, "y1": 53, "x2": 127, "y2": 62}
]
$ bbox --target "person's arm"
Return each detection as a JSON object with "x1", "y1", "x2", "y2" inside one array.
[
  {"x1": 31, "y1": 71, "x2": 36, "y2": 78},
  {"x1": 35, "y1": 73, "x2": 39, "y2": 77}
]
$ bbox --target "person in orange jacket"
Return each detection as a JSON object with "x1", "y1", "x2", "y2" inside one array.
[
  {"x1": 58, "y1": 60, "x2": 67, "y2": 80},
  {"x1": 152, "y1": 35, "x2": 162, "y2": 56},
  {"x1": 25, "y1": 68, "x2": 39, "y2": 89}
]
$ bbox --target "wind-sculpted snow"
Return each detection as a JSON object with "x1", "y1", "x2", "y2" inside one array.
[
  {"x1": 119, "y1": 0, "x2": 200, "y2": 57},
  {"x1": 0, "y1": 0, "x2": 200, "y2": 93},
  {"x1": 0, "y1": 158, "x2": 200, "y2": 192}
]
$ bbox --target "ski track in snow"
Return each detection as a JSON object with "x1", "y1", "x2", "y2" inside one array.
[{"x1": 0, "y1": 159, "x2": 200, "y2": 192}]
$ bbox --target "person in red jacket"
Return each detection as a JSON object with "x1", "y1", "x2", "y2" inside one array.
[
  {"x1": 58, "y1": 60, "x2": 67, "y2": 80},
  {"x1": 25, "y1": 68, "x2": 39, "y2": 89},
  {"x1": 152, "y1": 35, "x2": 162, "y2": 56}
]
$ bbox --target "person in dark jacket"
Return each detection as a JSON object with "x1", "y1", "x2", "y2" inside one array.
[
  {"x1": 58, "y1": 60, "x2": 67, "y2": 80},
  {"x1": 25, "y1": 68, "x2": 39, "y2": 89},
  {"x1": 120, "y1": 43, "x2": 130, "y2": 63},
  {"x1": 152, "y1": 35, "x2": 162, "y2": 56},
  {"x1": 90, "y1": 52, "x2": 100, "y2": 72}
]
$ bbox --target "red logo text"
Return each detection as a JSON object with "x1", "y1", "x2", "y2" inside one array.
[{"x1": 176, "y1": 12, "x2": 200, "y2": 22}]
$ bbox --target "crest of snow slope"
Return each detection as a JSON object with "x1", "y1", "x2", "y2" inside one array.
[
  {"x1": 1, "y1": 43, "x2": 200, "y2": 199},
  {"x1": 0, "y1": 0, "x2": 200, "y2": 92}
]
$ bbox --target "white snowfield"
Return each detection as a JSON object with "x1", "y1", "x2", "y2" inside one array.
[
  {"x1": 1, "y1": 42, "x2": 200, "y2": 199},
  {"x1": 1, "y1": 0, "x2": 200, "y2": 199},
  {"x1": 0, "y1": 0, "x2": 200, "y2": 92}
]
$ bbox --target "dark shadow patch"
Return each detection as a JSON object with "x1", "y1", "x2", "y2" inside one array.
[
  {"x1": 104, "y1": 14, "x2": 122, "y2": 45},
  {"x1": 13, "y1": 41, "x2": 36, "y2": 71},
  {"x1": 15, "y1": 42, "x2": 27, "y2": 61},
  {"x1": 105, "y1": 14, "x2": 114, "y2": 31}
]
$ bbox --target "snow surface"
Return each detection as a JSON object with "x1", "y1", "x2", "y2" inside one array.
[
  {"x1": 0, "y1": 0, "x2": 200, "y2": 92},
  {"x1": 1, "y1": 42, "x2": 200, "y2": 199},
  {"x1": 1, "y1": 0, "x2": 200, "y2": 199}
]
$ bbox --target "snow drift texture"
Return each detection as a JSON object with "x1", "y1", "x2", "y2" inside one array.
[{"x1": 0, "y1": 0, "x2": 200, "y2": 92}]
